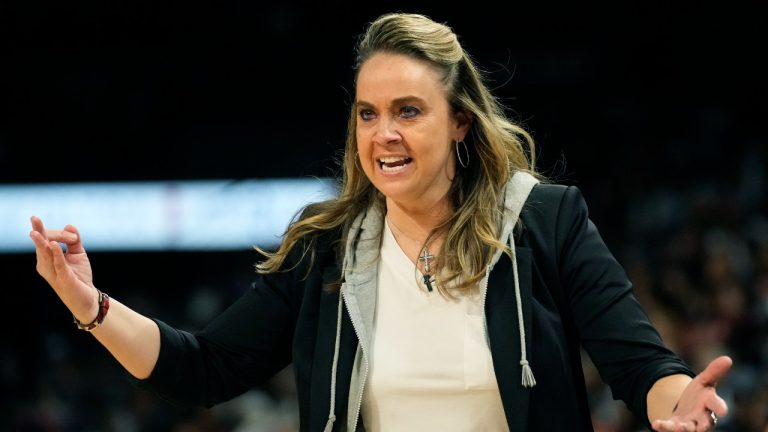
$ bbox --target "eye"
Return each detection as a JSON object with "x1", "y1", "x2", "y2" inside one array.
[
  {"x1": 400, "y1": 105, "x2": 421, "y2": 119},
  {"x1": 358, "y1": 109, "x2": 376, "y2": 121}
]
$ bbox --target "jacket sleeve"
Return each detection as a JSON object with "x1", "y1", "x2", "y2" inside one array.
[
  {"x1": 554, "y1": 186, "x2": 694, "y2": 425},
  {"x1": 128, "y1": 244, "x2": 307, "y2": 408}
]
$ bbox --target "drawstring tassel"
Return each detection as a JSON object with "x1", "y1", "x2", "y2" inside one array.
[
  {"x1": 509, "y1": 227, "x2": 537, "y2": 389},
  {"x1": 324, "y1": 415, "x2": 336, "y2": 432},
  {"x1": 520, "y1": 360, "x2": 537, "y2": 388}
]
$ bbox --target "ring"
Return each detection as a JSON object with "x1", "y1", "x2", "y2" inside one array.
[{"x1": 710, "y1": 410, "x2": 718, "y2": 425}]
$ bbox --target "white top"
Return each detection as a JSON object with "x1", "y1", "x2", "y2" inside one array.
[{"x1": 360, "y1": 220, "x2": 509, "y2": 431}]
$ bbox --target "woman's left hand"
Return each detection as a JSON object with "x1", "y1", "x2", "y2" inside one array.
[{"x1": 652, "y1": 356, "x2": 732, "y2": 431}]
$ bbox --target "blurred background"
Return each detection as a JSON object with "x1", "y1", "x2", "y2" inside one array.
[{"x1": 2, "y1": 1, "x2": 767, "y2": 431}]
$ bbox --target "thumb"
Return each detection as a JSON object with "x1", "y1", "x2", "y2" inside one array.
[
  {"x1": 697, "y1": 356, "x2": 732, "y2": 386},
  {"x1": 62, "y1": 224, "x2": 86, "y2": 254}
]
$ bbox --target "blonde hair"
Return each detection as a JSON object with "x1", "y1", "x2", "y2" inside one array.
[{"x1": 257, "y1": 13, "x2": 538, "y2": 295}]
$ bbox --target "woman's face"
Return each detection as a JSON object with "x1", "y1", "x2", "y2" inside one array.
[{"x1": 355, "y1": 52, "x2": 470, "y2": 210}]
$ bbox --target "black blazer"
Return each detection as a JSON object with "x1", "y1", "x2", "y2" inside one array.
[{"x1": 133, "y1": 184, "x2": 693, "y2": 431}]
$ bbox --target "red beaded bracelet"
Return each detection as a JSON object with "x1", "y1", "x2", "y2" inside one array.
[{"x1": 73, "y1": 290, "x2": 110, "y2": 331}]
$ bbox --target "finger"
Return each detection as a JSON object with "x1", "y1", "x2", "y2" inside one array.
[
  {"x1": 693, "y1": 417, "x2": 710, "y2": 432},
  {"x1": 30, "y1": 230, "x2": 52, "y2": 250},
  {"x1": 30, "y1": 216, "x2": 80, "y2": 246},
  {"x1": 652, "y1": 419, "x2": 672, "y2": 431},
  {"x1": 43, "y1": 229, "x2": 79, "y2": 245},
  {"x1": 30, "y1": 231, "x2": 54, "y2": 278},
  {"x1": 670, "y1": 421, "x2": 695, "y2": 432},
  {"x1": 62, "y1": 224, "x2": 85, "y2": 254},
  {"x1": 30, "y1": 216, "x2": 48, "y2": 239},
  {"x1": 653, "y1": 419, "x2": 687, "y2": 432},
  {"x1": 49, "y1": 240, "x2": 73, "y2": 280},
  {"x1": 31, "y1": 232, "x2": 52, "y2": 266},
  {"x1": 707, "y1": 393, "x2": 728, "y2": 417},
  {"x1": 696, "y1": 356, "x2": 732, "y2": 387},
  {"x1": 31, "y1": 216, "x2": 79, "y2": 252}
]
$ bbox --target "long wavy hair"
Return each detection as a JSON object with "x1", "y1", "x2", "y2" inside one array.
[{"x1": 257, "y1": 13, "x2": 538, "y2": 295}]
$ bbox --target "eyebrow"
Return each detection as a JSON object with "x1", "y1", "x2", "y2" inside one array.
[{"x1": 355, "y1": 95, "x2": 427, "y2": 109}]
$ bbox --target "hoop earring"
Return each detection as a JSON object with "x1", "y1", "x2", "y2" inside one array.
[{"x1": 455, "y1": 140, "x2": 469, "y2": 168}]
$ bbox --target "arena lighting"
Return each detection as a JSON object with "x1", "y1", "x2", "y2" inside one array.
[{"x1": 0, "y1": 178, "x2": 337, "y2": 252}]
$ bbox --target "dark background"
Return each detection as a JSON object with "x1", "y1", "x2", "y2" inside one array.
[{"x1": 2, "y1": 2, "x2": 767, "y2": 431}]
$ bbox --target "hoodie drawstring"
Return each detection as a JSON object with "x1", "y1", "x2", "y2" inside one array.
[
  {"x1": 508, "y1": 230, "x2": 537, "y2": 388},
  {"x1": 499, "y1": 171, "x2": 539, "y2": 388},
  {"x1": 324, "y1": 295, "x2": 344, "y2": 432}
]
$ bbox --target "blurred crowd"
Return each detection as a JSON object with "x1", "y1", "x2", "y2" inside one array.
[
  {"x1": 5, "y1": 147, "x2": 767, "y2": 431},
  {"x1": 588, "y1": 146, "x2": 768, "y2": 431}
]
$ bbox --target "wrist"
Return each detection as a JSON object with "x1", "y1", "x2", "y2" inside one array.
[
  {"x1": 73, "y1": 289, "x2": 110, "y2": 331},
  {"x1": 73, "y1": 288, "x2": 99, "y2": 323},
  {"x1": 647, "y1": 374, "x2": 692, "y2": 422}
]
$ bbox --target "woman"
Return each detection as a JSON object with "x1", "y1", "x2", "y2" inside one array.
[{"x1": 31, "y1": 13, "x2": 730, "y2": 431}]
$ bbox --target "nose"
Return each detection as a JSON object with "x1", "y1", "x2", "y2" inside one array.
[{"x1": 372, "y1": 116, "x2": 401, "y2": 145}]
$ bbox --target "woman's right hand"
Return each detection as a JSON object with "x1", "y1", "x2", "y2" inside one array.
[{"x1": 30, "y1": 216, "x2": 99, "y2": 323}]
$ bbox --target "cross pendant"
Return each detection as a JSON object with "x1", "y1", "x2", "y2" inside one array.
[
  {"x1": 418, "y1": 248, "x2": 434, "y2": 273},
  {"x1": 423, "y1": 274, "x2": 435, "y2": 292},
  {"x1": 419, "y1": 247, "x2": 435, "y2": 292}
]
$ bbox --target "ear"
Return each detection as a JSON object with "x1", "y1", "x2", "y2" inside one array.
[{"x1": 453, "y1": 109, "x2": 473, "y2": 141}]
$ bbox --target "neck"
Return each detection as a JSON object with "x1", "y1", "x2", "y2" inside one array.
[
  {"x1": 385, "y1": 195, "x2": 450, "y2": 293},
  {"x1": 385, "y1": 195, "x2": 452, "y2": 242}
]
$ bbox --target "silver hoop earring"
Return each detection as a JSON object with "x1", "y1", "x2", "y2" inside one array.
[{"x1": 455, "y1": 140, "x2": 469, "y2": 168}]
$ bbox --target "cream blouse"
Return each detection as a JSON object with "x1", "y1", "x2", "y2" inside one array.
[{"x1": 360, "y1": 220, "x2": 509, "y2": 431}]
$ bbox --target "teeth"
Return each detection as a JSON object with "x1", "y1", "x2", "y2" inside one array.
[
  {"x1": 377, "y1": 156, "x2": 412, "y2": 173},
  {"x1": 379, "y1": 156, "x2": 408, "y2": 163},
  {"x1": 382, "y1": 163, "x2": 408, "y2": 172}
]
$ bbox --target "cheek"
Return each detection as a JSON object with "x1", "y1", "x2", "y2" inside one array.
[
  {"x1": 431, "y1": 140, "x2": 455, "y2": 165},
  {"x1": 355, "y1": 139, "x2": 375, "y2": 176},
  {"x1": 356, "y1": 134, "x2": 371, "y2": 161},
  {"x1": 355, "y1": 127, "x2": 369, "y2": 152},
  {"x1": 433, "y1": 141, "x2": 457, "y2": 177}
]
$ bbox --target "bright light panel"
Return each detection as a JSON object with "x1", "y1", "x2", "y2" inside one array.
[{"x1": 1, "y1": 178, "x2": 337, "y2": 252}]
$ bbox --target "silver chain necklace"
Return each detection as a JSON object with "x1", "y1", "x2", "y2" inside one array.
[{"x1": 387, "y1": 216, "x2": 438, "y2": 292}]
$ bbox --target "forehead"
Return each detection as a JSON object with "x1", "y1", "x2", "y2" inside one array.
[{"x1": 356, "y1": 53, "x2": 448, "y2": 103}]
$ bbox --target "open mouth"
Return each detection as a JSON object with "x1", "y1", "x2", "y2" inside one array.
[{"x1": 378, "y1": 156, "x2": 413, "y2": 172}]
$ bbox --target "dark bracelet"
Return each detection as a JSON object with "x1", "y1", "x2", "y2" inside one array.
[{"x1": 73, "y1": 290, "x2": 110, "y2": 331}]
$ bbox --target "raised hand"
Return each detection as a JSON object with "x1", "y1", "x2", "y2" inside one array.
[
  {"x1": 652, "y1": 356, "x2": 732, "y2": 432},
  {"x1": 29, "y1": 216, "x2": 99, "y2": 324}
]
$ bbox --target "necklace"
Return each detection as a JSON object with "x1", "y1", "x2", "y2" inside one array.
[{"x1": 386, "y1": 216, "x2": 438, "y2": 292}]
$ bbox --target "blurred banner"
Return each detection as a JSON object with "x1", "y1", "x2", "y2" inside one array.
[{"x1": 1, "y1": 178, "x2": 337, "y2": 252}]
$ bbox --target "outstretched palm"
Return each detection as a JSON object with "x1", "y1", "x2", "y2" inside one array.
[{"x1": 653, "y1": 356, "x2": 731, "y2": 432}]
